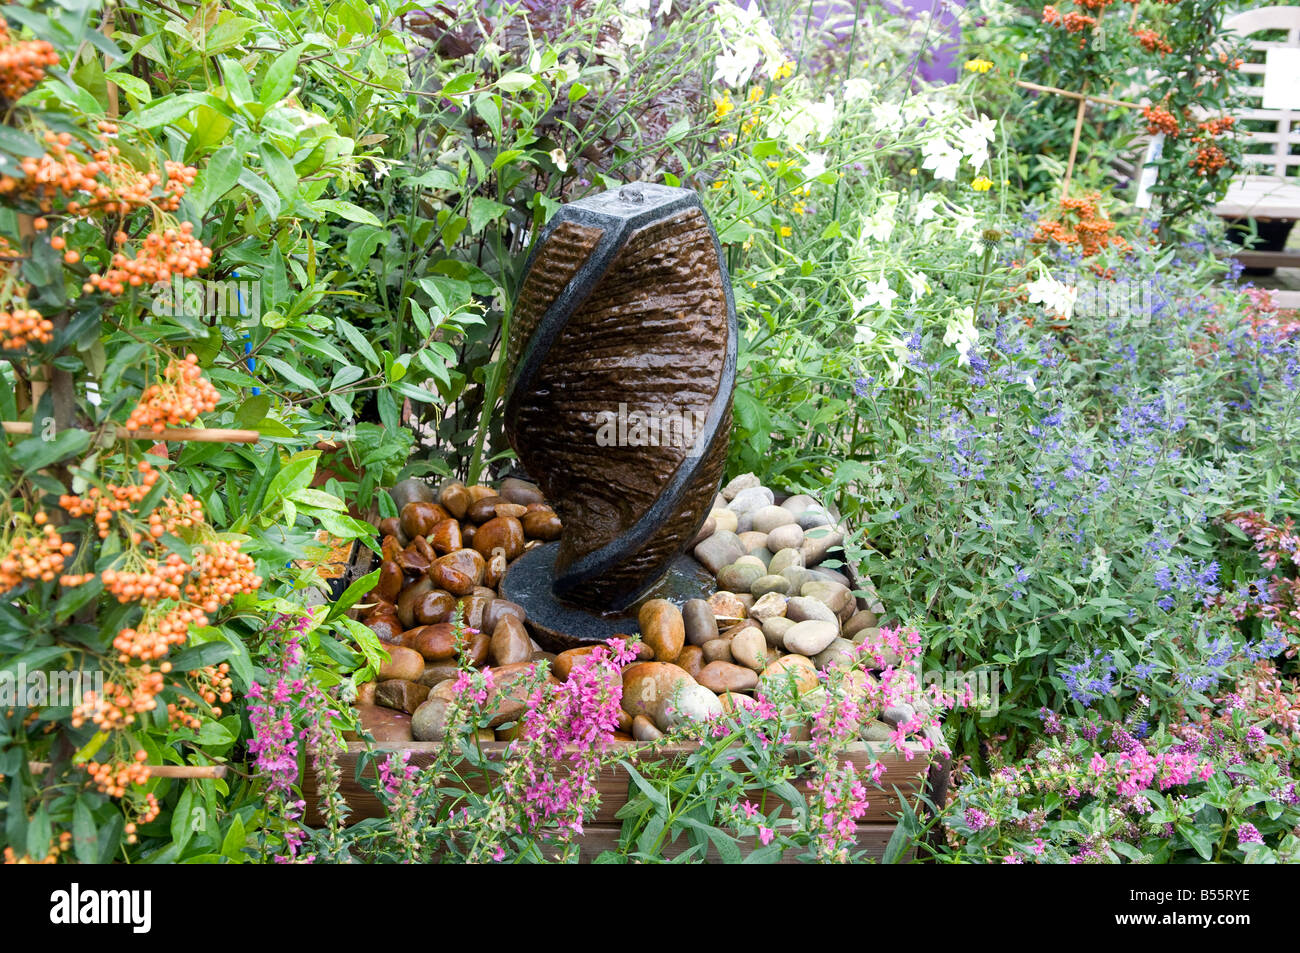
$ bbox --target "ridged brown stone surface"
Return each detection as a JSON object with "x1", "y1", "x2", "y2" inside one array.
[{"x1": 504, "y1": 186, "x2": 735, "y2": 612}]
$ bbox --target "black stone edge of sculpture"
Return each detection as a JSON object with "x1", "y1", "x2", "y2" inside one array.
[{"x1": 503, "y1": 182, "x2": 738, "y2": 609}]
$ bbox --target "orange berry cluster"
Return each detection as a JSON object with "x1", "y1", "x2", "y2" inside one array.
[
  {"x1": 85, "y1": 222, "x2": 211, "y2": 295},
  {"x1": 1197, "y1": 116, "x2": 1235, "y2": 138},
  {"x1": 0, "y1": 305, "x2": 53, "y2": 350},
  {"x1": 1075, "y1": 0, "x2": 1114, "y2": 9},
  {"x1": 112, "y1": 605, "x2": 207, "y2": 662},
  {"x1": 124, "y1": 353, "x2": 220, "y2": 433},
  {"x1": 86, "y1": 757, "x2": 150, "y2": 797},
  {"x1": 1133, "y1": 28, "x2": 1172, "y2": 54},
  {"x1": 167, "y1": 696, "x2": 203, "y2": 732},
  {"x1": 0, "y1": 19, "x2": 58, "y2": 102},
  {"x1": 186, "y1": 540, "x2": 261, "y2": 614},
  {"x1": 1191, "y1": 144, "x2": 1228, "y2": 176},
  {"x1": 59, "y1": 460, "x2": 161, "y2": 539},
  {"x1": 1032, "y1": 194, "x2": 1129, "y2": 258},
  {"x1": 2, "y1": 832, "x2": 71, "y2": 864},
  {"x1": 1, "y1": 126, "x2": 195, "y2": 218},
  {"x1": 1043, "y1": 6, "x2": 1096, "y2": 33},
  {"x1": 71, "y1": 668, "x2": 165, "y2": 731},
  {"x1": 195, "y1": 663, "x2": 233, "y2": 713},
  {"x1": 102, "y1": 553, "x2": 189, "y2": 604},
  {"x1": 123, "y1": 794, "x2": 160, "y2": 843},
  {"x1": 0, "y1": 521, "x2": 75, "y2": 592},
  {"x1": 1143, "y1": 104, "x2": 1181, "y2": 137},
  {"x1": 0, "y1": 235, "x2": 53, "y2": 350}
]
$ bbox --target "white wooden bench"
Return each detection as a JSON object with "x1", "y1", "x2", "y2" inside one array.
[{"x1": 1216, "y1": 7, "x2": 1300, "y2": 277}]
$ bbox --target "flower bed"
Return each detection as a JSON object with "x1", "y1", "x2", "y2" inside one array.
[{"x1": 302, "y1": 734, "x2": 948, "y2": 862}]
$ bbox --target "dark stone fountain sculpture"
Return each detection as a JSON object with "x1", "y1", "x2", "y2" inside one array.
[{"x1": 499, "y1": 183, "x2": 737, "y2": 649}]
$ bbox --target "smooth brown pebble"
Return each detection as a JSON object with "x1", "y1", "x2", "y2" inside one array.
[
  {"x1": 472, "y1": 516, "x2": 525, "y2": 561},
  {"x1": 637, "y1": 598, "x2": 685, "y2": 663},
  {"x1": 378, "y1": 645, "x2": 425, "y2": 682},
  {"x1": 489, "y1": 615, "x2": 533, "y2": 666},
  {"x1": 521, "y1": 509, "x2": 562, "y2": 541},
  {"x1": 701, "y1": 638, "x2": 733, "y2": 664},
  {"x1": 677, "y1": 644, "x2": 705, "y2": 679},
  {"x1": 696, "y1": 661, "x2": 759, "y2": 694}
]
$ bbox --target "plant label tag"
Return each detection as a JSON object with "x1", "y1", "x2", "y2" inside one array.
[
  {"x1": 1135, "y1": 133, "x2": 1164, "y2": 210},
  {"x1": 1263, "y1": 48, "x2": 1300, "y2": 109}
]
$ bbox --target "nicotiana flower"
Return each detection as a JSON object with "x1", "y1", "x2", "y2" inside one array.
[
  {"x1": 858, "y1": 192, "x2": 899, "y2": 245},
  {"x1": 907, "y1": 270, "x2": 930, "y2": 300},
  {"x1": 855, "y1": 277, "x2": 899, "y2": 314},
  {"x1": 799, "y1": 151, "x2": 828, "y2": 182},
  {"x1": 617, "y1": 14, "x2": 652, "y2": 48},
  {"x1": 883, "y1": 334, "x2": 912, "y2": 383},
  {"x1": 711, "y1": 0, "x2": 785, "y2": 87},
  {"x1": 943, "y1": 306, "x2": 979, "y2": 365},
  {"x1": 960, "y1": 114, "x2": 997, "y2": 169},
  {"x1": 921, "y1": 138, "x2": 962, "y2": 181},
  {"x1": 775, "y1": 94, "x2": 837, "y2": 145},
  {"x1": 1025, "y1": 273, "x2": 1078, "y2": 320},
  {"x1": 842, "y1": 77, "x2": 874, "y2": 102},
  {"x1": 913, "y1": 193, "x2": 942, "y2": 226},
  {"x1": 871, "y1": 102, "x2": 903, "y2": 132}
]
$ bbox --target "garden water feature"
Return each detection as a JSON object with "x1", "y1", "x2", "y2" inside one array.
[{"x1": 353, "y1": 185, "x2": 923, "y2": 747}]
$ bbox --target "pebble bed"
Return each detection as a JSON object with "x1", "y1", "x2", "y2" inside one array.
[{"x1": 350, "y1": 472, "x2": 921, "y2": 746}]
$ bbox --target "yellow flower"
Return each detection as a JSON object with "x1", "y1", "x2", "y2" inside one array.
[
  {"x1": 964, "y1": 58, "x2": 994, "y2": 74},
  {"x1": 773, "y1": 59, "x2": 796, "y2": 81},
  {"x1": 741, "y1": 118, "x2": 758, "y2": 133},
  {"x1": 1019, "y1": 52, "x2": 1029, "y2": 62},
  {"x1": 713, "y1": 93, "x2": 734, "y2": 122},
  {"x1": 721, "y1": 133, "x2": 736, "y2": 147},
  {"x1": 971, "y1": 176, "x2": 994, "y2": 192},
  {"x1": 711, "y1": 179, "x2": 727, "y2": 190},
  {"x1": 779, "y1": 225, "x2": 792, "y2": 237},
  {"x1": 748, "y1": 87, "x2": 764, "y2": 104},
  {"x1": 909, "y1": 168, "x2": 918, "y2": 176},
  {"x1": 793, "y1": 201, "x2": 806, "y2": 215}
]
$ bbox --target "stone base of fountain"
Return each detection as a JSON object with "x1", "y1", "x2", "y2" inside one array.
[{"x1": 500, "y1": 542, "x2": 716, "y2": 652}]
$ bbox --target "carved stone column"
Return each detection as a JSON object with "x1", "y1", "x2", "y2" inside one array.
[{"x1": 500, "y1": 183, "x2": 737, "y2": 648}]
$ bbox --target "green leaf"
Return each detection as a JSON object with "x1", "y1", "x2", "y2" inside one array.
[
  {"x1": 260, "y1": 43, "x2": 305, "y2": 106},
  {"x1": 261, "y1": 355, "x2": 319, "y2": 393},
  {"x1": 258, "y1": 141, "x2": 298, "y2": 200},
  {"x1": 290, "y1": 487, "x2": 348, "y2": 511},
  {"x1": 195, "y1": 720, "x2": 235, "y2": 745},
  {"x1": 128, "y1": 92, "x2": 210, "y2": 129},
  {"x1": 204, "y1": 16, "x2": 258, "y2": 55},
  {"x1": 266, "y1": 451, "x2": 319, "y2": 502},
  {"x1": 11, "y1": 428, "x2": 92, "y2": 476},
  {"x1": 345, "y1": 225, "x2": 389, "y2": 271},
  {"x1": 326, "y1": 569, "x2": 380, "y2": 623},
  {"x1": 496, "y1": 71, "x2": 536, "y2": 93},
  {"x1": 622, "y1": 763, "x2": 667, "y2": 812},
  {"x1": 171, "y1": 787, "x2": 196, "y2": 855},
  {"x1": 72, "y1": 798, "x2": 98, "y2": 864},
  {"x1": 220, "y1": 814, "x2": 247, "y2": 861},
  {"x1": 194, "y1": 145, "x2": 243, "y2": 215},
  {"x1": 336, "y1": 318, "x2": 381, "y2": 368},
  {"x1": 237, "y1": 168, "x2": 281, "y2": 219},
  {"x1": 469, "y1": 196, "x2": 510, "y2": 234},
  {"x1": 315, "y1": 199, "x2": 383, "y2": 227}
]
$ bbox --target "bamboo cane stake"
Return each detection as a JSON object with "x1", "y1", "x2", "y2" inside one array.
[
  {"x1": 29, "y1": 761, "x2": 228, "y2": 779},
  {"x1": 1062, "y1": 82, "x2": 1090, "y2": 197},
  {"x1": 1015, "y1": 80, "x2": 1144, "y2": 112},
  {"x1": 2, "y1": 421, "x2": 260, "y2": 443}
]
